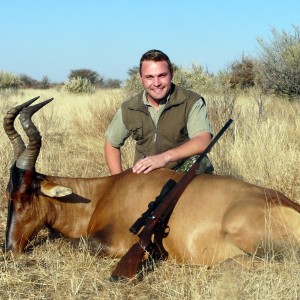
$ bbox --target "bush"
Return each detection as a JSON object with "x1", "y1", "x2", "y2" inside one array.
[
  {"x1": 0, "y1": 71, "x2": 22, "y2": 90},
  {"x1": 20, "y1": 74, "x2": 39, "y2": 88},
  {"x1": 229, "y1": 55, "x2": 256, "y2": 89},
  {"x1": 123, "y1": 71, "x2": 143, "y2": 97},
  {"x1": 256, "y1": 25, "x2": 300, "y2": 97},
  {"x1": 19, "y1": 74, "x2": 52, "y2": 89},
  {"x1": 102, "y1": 78, "x2": 122, "y2": 89},
  {"x1": 39, "y1": 76, "x2": 51, "y2": 89},
  {"x1": 64, "y1": 77, "x2": 96, "y2": 94},
  {"x1": 68, "y1": 69, "x2": 103, "y2": 86},
  {"x1": 173, "y1": 63, "x2": 217, "y2": 94}
]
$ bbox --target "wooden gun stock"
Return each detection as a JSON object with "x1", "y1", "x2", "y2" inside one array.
[{"x1": 111, "y1": 119, "x2": 233, "y2": 281}]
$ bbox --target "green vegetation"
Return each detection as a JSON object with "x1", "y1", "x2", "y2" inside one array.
[
  {"x1": 228, "y1": 55, "x2": 256, "y2": 89},
  {"x1": 68, "y1": 68, "x2": 103, "y2": 86},
  {"x1": 173, "y1": 63, "x2": 216, "y2": 93},
  {"x1": 0, "y1": 71, "x2": 22, "y2": 90},
  {"x1": 63, "y1": 76, "x2": 96, "y2": 94},
  {"x1": 256, "y1": 25, "x2": 300, "y2": 97}
]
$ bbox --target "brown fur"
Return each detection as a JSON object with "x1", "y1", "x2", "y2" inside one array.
[
  {"x1": 5, "y1": 99, "x2": 300, "y2": 268},
  {"x1": 6, "y1": 168, "x2": 300, "y2": 267}
]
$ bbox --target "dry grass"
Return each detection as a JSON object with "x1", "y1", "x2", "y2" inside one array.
[{"x1": 0, "y1": 88, "x2": 299, "y2": 299}]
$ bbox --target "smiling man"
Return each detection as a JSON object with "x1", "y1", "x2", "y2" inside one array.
[{"x1": 104, "y1": 49, "x2": 214, "y2": 175}]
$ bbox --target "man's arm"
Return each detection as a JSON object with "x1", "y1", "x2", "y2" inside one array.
[
  {"x1": 104, "y1": 108, "x2": 130, "y2": 175},
  {"x1": 132, "y1": 132, "x2": 212, "y2": 174},
  {"x1": 133, "y1": 97, "x2": 213, "y2": 174},
  {"x1": 105, "y1": 139, "x2": 123, "y2": 175}
]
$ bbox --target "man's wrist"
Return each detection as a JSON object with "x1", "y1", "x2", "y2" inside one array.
[{"x1": 162, "y1": 150, "x2": 173, "y2": 164}]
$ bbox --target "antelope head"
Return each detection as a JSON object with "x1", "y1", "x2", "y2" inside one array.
[{"x1": 3, "y1": 97, "x2": 72, "y2": 253}]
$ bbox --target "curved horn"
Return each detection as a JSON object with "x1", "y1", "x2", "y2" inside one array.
[
  {"x1": 16, "y1": 98, "x2": 54, "y2": 170},
  {"x1": 3, "y1": 96, "x2": 40, "y2": 160}
]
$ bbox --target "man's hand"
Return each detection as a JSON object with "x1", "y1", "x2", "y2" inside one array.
[
  {"x1": 132, "y1": 153, "x2": 170, "y2": 174},
  {"x1": 132, "y1": 132, "x2": 212, "y2": 174}
]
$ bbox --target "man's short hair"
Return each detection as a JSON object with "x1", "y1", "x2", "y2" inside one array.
[{"x1": 139, "y1": 49, "x2": 173, "y2": 75}]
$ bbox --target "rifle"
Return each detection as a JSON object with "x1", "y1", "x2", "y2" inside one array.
[
  {"x1": 111, "y1": 119, "x2": 233, "y2": 281},
  {"x1": 130, "y1": 179, "x2": 177, "y2": 235}
]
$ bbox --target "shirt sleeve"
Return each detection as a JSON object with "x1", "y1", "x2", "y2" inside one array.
[
  {"x1": 187, "y1": 98, "x2": 214, "y2": 138},
  {"x1": 104, "y1": 108, "x2": 130, "y2": 147}
]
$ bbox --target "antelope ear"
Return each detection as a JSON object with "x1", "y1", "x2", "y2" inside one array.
[{"x1": 40, "y1": 181, "x2": 73, "y2": 197}]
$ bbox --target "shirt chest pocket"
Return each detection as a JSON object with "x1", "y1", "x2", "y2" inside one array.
[{"x1": 128, "y1": 122, "x2": 143, "y2": 141}]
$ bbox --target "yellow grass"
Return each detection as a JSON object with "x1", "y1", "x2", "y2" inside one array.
[{"x1": 0, "y1": 88, "x2": 299, "y2": 299}]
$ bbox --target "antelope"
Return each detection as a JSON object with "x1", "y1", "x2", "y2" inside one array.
[{"x1": 3, "y1": 97, "x2": 300, "y2": 269}]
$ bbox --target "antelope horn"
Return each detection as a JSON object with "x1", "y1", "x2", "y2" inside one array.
[
  {"x1": 3, "y1": 96, "x2": 40, "y2": 161},
  {"x1": 16, "y1": 98, "x2": 54, "y2": 170}
]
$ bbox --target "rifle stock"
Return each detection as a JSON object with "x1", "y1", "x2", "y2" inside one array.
[
  {"x1": 110, "y1": 243, "x2": 146, "y2": 281},
  {"x1": 111, "y1": 119, "x2": 233, "y2": 280}
]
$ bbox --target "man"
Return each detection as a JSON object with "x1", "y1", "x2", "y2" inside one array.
[{"x1": 105, "y1": 49, "x2": 213, "y2": 175}]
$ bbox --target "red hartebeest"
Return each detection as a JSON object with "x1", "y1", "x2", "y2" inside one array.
[{"x1": 3, "y1": 97, "x2": 300, "y2": 268}]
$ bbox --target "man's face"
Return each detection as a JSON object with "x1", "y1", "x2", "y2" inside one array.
[{"x1": 140, "y1": 60, "x2": 173, "y2": 103}]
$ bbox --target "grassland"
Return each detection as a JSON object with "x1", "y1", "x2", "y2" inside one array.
[{"x1": 0, "y1": 88, "x2": 299, "y2": 299}]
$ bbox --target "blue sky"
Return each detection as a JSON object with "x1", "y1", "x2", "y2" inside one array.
[{"x1": 1, "y1": 1, "x2": 299, "y2": 83}]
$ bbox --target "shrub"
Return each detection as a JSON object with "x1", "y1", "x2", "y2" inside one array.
[
  {"x1": 20, "y1": 74, "x2": 53, "y2": 89},
  {"x1": 0, "y1": 71, "x2": 22, "y2": 90},
  {"x1": 102, "y1": 78, "x2": 122, "y2": 89},
  {"x1": 123, "y1": 71, "x2": 143, "y2": 97},
  {"x1": 68, "y1": 69, "x2": 103, "y2": 86},
  {"x1": 39, "y1": 76, "x2": 51, "y2": 89},
  {"x1": 228, "y1": 55, "x2": 256, "y2": 89},
  {"x1": 172, "y1": 63, "x2": 206, "y2": 90},
  {"x1": 256, "y1": 25, "x2": 300, "y2": 97},
  {"x1": 64, "y1": 77, "x2": 96, "y2": 94},
  {"x1": 173, "y1": 64, "x2": 223, "y2": 95},
  {"x1": 20, "y1": 74, "x2": 39, "y2": 88}
]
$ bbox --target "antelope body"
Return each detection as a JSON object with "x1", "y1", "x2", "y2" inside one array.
[{"x1": 3, "y1": 98, "x2": 300, "y2": 267}]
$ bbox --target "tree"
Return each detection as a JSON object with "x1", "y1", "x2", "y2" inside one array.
[
  {"x1": 127, "y1": 66, "x2": 139, "y2": 77},
  {"x1": 20, "y1": 74, "x2": 39, "y2": 88},
  {"x1": 256, "y1": 25, "x2": 300, "y2": 97},
  {"x1": 103, "y1": 78, "x2": 122, "y2": 89},
  {"x1": 68, "y1": 69, "x2": 103, "y2": 86},
  {"x1": 39, "y1": 76, "x2": 51, "y2": 89}
]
